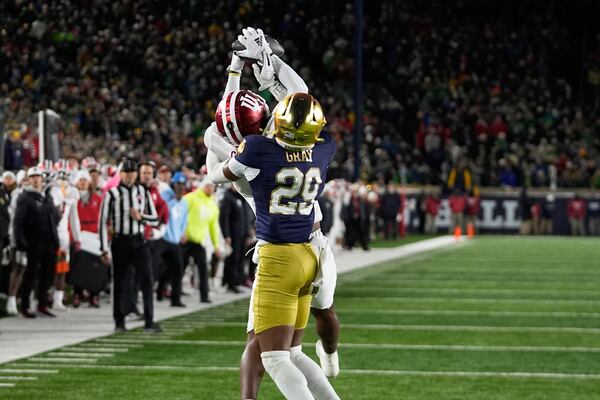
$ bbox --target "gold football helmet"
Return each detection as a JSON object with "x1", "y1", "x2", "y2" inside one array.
[{"x1": 273, "y1": 93, "x2": 326, "y2": 150}]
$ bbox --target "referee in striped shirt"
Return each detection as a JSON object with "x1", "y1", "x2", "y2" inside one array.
[{"x1": 99, "y1": 158, "x2": 162, "y2": 333}]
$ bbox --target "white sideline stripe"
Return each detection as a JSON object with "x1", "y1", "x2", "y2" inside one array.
[
  {"x1": 346, "y1": 296, "x2": 600, "y2": 306},
  {"x1": 92, "y1": 338, "x2": 600, "y2": 353},
  {"x1": 64, "y1": 347, "x2": 128, "y2": 353},
  {"x1": 0, "y1": 383, "x2": 15, "y2": 388},
  {"x1": 0, "y1": 369, "x2": 58, "y2": 374},
  {"x1": 0, "y1": 376, "x2": 38, "y2": 381},
  {"x1": 28, "y1": 357, "x2": 97, "y2": 363},
  {"x1": 342, "y1": 286, "x2": 600, "y2": 298},
  {"x1": 47, "y1": 352, "x2": 113, "y2": 358},
  {"x1": 10, "y1": 363, "x2": 600, "y2": 381},
  {"x1": 337, "y1": 309, "x2": 600, "y2": 319}
]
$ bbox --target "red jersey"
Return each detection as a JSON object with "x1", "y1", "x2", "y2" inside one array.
[
  {"x1": 77, "y1": 192, "x2": 103, "y2": 233},
  {"x1": 466, "y1": 196, "x2": 480, "y2": 216},
  {"x1": 425, "y1": 197, "x2": 440, "y2": 216},
  {"x1": 144, "y1": 184, "x2": 168, "y2": 240},
  {"x1": 448, "y1": 194, "x2": 467, "y2": 213},
  {"x1": 567, "y1": 199, "x2": 587, "y2": 219}
]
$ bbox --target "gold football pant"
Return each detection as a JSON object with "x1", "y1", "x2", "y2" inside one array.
[{"x1": 253, "y1": 243, "x2": 317, "y2": 334}]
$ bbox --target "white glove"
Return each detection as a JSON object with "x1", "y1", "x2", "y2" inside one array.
[
  {"x1": 252, "y1": 51, "x2": 275, "y2": 90},
  {"x1": 228, "y1": 53, "x2": 245, "y2": 73},
  {"x1": 235, "y1": 27, "x2": 271, "y2": 61},
  {"x1": 252, "y1": 51, "x2": 288, "y2": 101}
]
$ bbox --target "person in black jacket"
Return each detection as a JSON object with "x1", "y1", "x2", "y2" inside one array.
[
  {"x1": 14, "y1": 167, "x2": 60, "y2": 318},
  {"x1": 219, "y1": 184, "x2": 249, "y2": 293},
  {"x1": 0, "y1": 171, "x2": 16, "y2": 297},
  {"x1": 318, "y1": 194, "x2": 334, "y2": 236},
  {"x1": 380, "y1": 183, "x2": 401, "y2": 240}
]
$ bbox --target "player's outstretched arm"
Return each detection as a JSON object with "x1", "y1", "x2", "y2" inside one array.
[{"x1": 223, "y1": 52, "x2": 245, "y2": 98}]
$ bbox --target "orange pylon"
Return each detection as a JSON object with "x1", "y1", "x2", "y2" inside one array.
[
  {"x1": 467, "y1": 223, "x2": 475, "y2": 239},
  {"x1": 454, "y1": 226, "x2": 462, "y2": 240}
]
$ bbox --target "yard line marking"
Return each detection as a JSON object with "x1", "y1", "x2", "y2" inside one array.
[
  {"x1": 28, "y1": 357, "x2": 97, "y2": 363},
  {"x1": 156, "y1": 321, "x2": 600, "y2": 334},
  {"x1": 344, "y1": 277, "x2": 600, "y2": 286},
  {"x1": 340, "y1": 286, "x2": 600, "y2": 298},
  {"x1": 62, "y1": 347, "x2": 128, "y2": 353},
  {"x1": 0, "y1": 376, "x2": 38, "y2": 381},
  {"x1": 47, "y1": 352, "x2": 113, "y2": 358},
  {"x1": 342, "y1": 296, "x2": 600, "y2": 306},
  {"x1": 0, "y1": 383, "x2": 16, "y2": 388},
  {"x1": 342, "y1": 369, "x2": 600, "y2": 380},
  {"x1": 338, "y1": 323, "x2": 600, "y2": 334},
  {"x1": 11, "y1": 363, "x2": 600, "y2": 381},
  {"x1": 0, "y1": 369, "x2": 58, "y2": 374},
  {"x1": 92, "y1": 338, "x2": 600, "y2": 353},
  {"x1": 82, "y1": 343, "x2": 142, "y2": 349},
  {"x1": 337, "y1": 308, "x2": 600, "y2": 319}
]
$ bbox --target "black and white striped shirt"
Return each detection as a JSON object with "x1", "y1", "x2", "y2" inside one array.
[{"x1": 99, "y1": 182, "x2": 158, "y2": 252}]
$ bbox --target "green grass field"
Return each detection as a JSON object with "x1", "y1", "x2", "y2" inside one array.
[{"x1": 2, "y1": 236, "x2": 600, "y2": 399}]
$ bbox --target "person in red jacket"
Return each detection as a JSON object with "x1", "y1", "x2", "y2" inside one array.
[
  {"x1": 466, "y1": 187, "x2": 481, "y2": 234},
  {"x1": 448, "y1": 189, "x2": 467, "y2": 234},
  {"x1": 424, "y1": 191, "x2": 441, "y2": 233},
  {"x1": 73, "y1": 170, "x2": 103, "y2": 307},
  {"x1": 567, "y1": 194, "x2": 587, "y2": 236}
]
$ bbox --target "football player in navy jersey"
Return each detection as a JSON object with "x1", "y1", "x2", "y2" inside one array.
[
  {"x1": 212, "y1": 92, "x2": 340, "y2": 399},
  {"x1": 206, "y1": 28, "x2": 340, "y2": 399}
]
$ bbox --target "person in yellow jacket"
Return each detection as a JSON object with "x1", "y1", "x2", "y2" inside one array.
[{"x1": 182, "y1": 180, "x2": 222, "y2": 303}]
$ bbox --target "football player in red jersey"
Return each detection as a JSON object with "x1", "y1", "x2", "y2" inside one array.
[{"x1": 204, "y1": 28, "x2": 340, "y2": 399}]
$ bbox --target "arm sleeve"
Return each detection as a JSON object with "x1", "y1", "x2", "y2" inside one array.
[
  {"x1": 271, "y1": 55, "x2": 309, "y2": 94},
  {"x1": 219, "y1": 195, "x2": 232, "y2": 239},
  {"x1": 207, "y1": 151, "x2": 232, "y2": 184},
  {"x1": 98, "y1": 192, "x2": 111, "y2": 253},
  {"x1": 141, "y1": 187, "x2": 159, "y2": 227},
  {"x1": 205, "y1": 123, "x2": 236, "y2": 161},
  {"x1": 69, "y1": 203, "x2": 82, "y2": 243}
]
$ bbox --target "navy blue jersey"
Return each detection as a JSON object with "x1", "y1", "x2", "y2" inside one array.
[{"x1": 233, "y1": 132, "x2": 336, "y2": 243}]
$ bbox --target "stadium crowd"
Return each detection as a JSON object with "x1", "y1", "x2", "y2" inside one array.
[{"x1": 2, "y1": 0, "x2": 600, "y2": 189}]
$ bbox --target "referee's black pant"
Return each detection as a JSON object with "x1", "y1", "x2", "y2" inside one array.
[{"x1": 111, "y1": 236, "x2": 154, "y2": 327}]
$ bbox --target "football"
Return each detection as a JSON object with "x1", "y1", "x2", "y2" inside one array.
[{"x1": 232, "y1": 35, "x2": 285, "y2": 61}]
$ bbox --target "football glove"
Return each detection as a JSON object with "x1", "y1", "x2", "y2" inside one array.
[
  {"x1": 253, "y1": 51, "x2": 287, "y2": 101},
  {"x1": 235, "y1": 27, "x2": 272, "y2": 61}
]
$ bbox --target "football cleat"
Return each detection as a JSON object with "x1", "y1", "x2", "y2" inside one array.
[{"x1": 316, "y1": 340, "x2": 339, "y2": 378}]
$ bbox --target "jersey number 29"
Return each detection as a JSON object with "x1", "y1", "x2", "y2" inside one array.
[{"x1": 270, "y1": 167, "x2": 321, "y2": 215}]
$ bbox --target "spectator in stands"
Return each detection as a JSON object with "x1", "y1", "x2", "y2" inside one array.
[
  {"x1": 14, "y1": 166, "x2": 60, "y2": 318},
  {"x1": 380, "y1": 183, "x2": 401, "y2": 240},
  {"x1": 157, "y1": 165, "x2": 173, "y2": 194},
  {"x1": 448, "y1": 189, "x2": 467, "y2": 234},
  {"x1": 424, "y1": 191, "x2": 440, "y2": 234},
  {"x1": 567, "y1": 195, "x2": 587, "y2": 236},
  {"x1": 183, "y1": 180, "x2": 221, "y2": 303}
]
